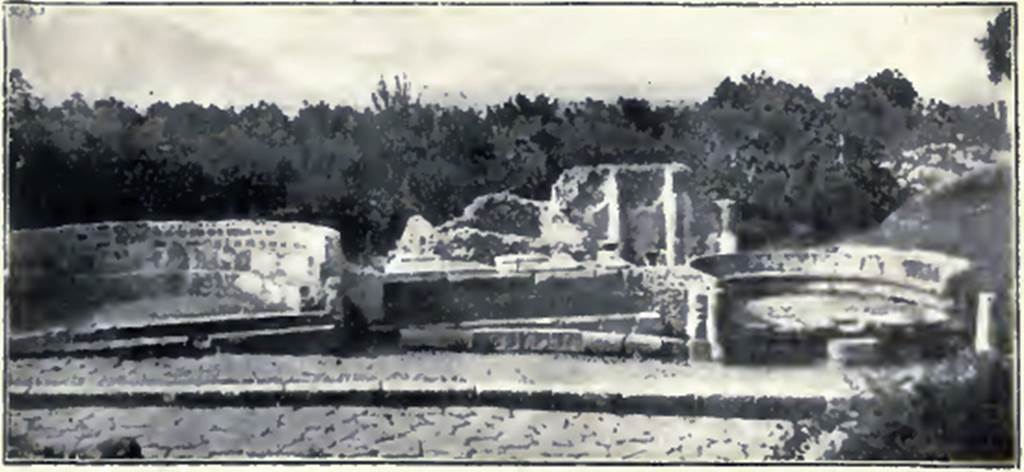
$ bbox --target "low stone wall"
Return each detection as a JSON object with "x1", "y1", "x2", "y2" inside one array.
[
  {"x1": 9, "y1": 220, "x2": 343, "y2": 334},
  {"x1": 382, "y1": 270, "x2": 642, "y2": 327},
  {"x1": 381, "y1": 266, "x2": 718, "y2": 355}
]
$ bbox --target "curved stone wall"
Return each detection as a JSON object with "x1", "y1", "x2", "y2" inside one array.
[
  {"x1": 690, "y1": 245, "x2": 971, "y2": 295},
  {"x1": 691, "y1": 245, "x2": 974, "y2": 364},
  {"x1": 9, "y1": 220, "x2": 343, "y2": 334}
]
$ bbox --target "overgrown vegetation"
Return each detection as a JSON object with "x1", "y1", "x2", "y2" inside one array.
[
  {"x1": 7, "y1": 70, "x2": 1008, "y2": 261},
  {"x1": 784, "y1": 350, "x2": 1016, "y2": 461},
  {"x1": 863, "y1": 352, "x2": 1013, "y2": 460}
]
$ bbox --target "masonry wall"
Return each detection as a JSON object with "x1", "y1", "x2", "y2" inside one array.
[
  {"x1": 545, "y1": 164, "x2": 726, "y2": 265},
  {"x1": 548, "y1": 166, "x2": 615, "y2": 257},
  {"x1": 672, "y1": 172, "x2": 727, "y2": 262},
  {"x1": 616, "y1": 168, "x2": 667, "y2": 265},
  {"x1": 381, "y1": 266, "x2": 718, "y2": 346},
  {"x1": 382, "y1": 271, "x2": 640, "y2": 327},
  {"x1": 9, "y1": 220, "x2": 343, "y2": 334}
]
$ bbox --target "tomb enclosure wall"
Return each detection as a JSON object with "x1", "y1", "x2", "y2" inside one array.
[{"x1": 9, "y1": 220, "x2": 344, "y2": 334}]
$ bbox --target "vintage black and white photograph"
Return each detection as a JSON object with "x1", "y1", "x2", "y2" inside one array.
[{"x1": 2, "y1": 2, "x2": 1019, "y2": 464}]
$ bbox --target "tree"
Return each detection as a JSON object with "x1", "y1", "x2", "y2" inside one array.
[
  {"x1": 5, "y1": 68, "x2": 1008, "y2": 260},
  {"x1": 977, "y1": 9, "x2": 1013, "y2": 84},
  {"x1": 696, "y1": 72, "x2": 911, "y2": 248},
  {"x1": 371, "y1": 74, "x2": 417, "y2": 112}
]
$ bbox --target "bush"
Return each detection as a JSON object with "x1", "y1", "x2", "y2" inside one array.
[{"x1": 811, "y1": 350, "x2": 1015, "y2": 461}]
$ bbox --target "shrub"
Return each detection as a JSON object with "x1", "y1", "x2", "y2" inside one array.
[{"x1": 810, "y1": 350, "x2": 1015, "y2": 461}]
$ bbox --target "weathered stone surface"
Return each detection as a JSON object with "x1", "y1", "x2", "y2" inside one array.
[
  {"x1": 9, "y1": 220, "x2": 343, "y2": 335},
  {"x1": 473, "y1": 329, "x2": 585, "y2": 353},
  {"x1": 10, "y1": 350, "x2": 910, "y2": 461},
  {"x1": 7, "y1": 352, "x2": 873, "y2": 406},
  {"x1": 382, "y1": 270, "x2": 643, "y2": 327},
  {"x1": 691, "y1": 245, "x2": 971, "y2": 294},
  {"x1": 691, "y1": 245, "x2": 974, "y2": 365},
  {"x1": 432, "y1": 227, "x2": 536, "y2": 266},
  {"x1": 416, "y1": 163, "x2": 728, "y2": 269},
  {"x1": 828, "y1": 338, "x2": 884, "y2": 366},
  {"x1": 438, "y1": 192, "x2": 548, "y2": 239},
  {"x1": 8, "y1": 406, "x2": 809, "y2": 461},
  {"x1": 392, "y1": 215, "x2": 440, "y2": 257}
]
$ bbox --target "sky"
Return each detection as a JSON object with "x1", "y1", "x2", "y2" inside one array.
[{"x1": 7, "y1": 5, "x2": 1014, "y2": 116}]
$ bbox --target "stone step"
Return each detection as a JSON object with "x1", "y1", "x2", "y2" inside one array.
[
  {"x1": 10, "y1": 319, "x2": 338, "y2": 358},
  {"x1": 8, "y1": 353, "x2": 873, "y2": 419},
  {"x1": 399, "y1": 326, "x2": 685, "y2": 358},
  {"x1": 8, "y1": 383, "x2": 837, "y2": 421},
  {"x1": 417, "y1": 311, "x2": 665, "y2": 333},
  {"x1": 11, "y1": 309, "x2": 335, "y2": 340}
]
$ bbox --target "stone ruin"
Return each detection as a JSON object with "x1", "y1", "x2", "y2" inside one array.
[
  {"x1": 691, "y1": 245, "x2": 977, "y2": 365},
  {"x1": 6, "y1": 163, "x2": 997, "y2": 364},
  {"x1": 8, "y1": 220, "x2": 344, "y2": 355},
  {"x1": 381, "y1": 163, "x2": 991, "y2": 364},
  {"x1": 379, "y1": 164, "x2": 746, "y2": 360},
  {"x1": 385, "y1": 164, "x2": 734, "y2": 272}
]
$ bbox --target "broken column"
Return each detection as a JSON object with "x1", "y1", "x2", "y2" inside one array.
[
  {"x1": 686, "y1": 288, "x2": 713, "y2": 362},
  {"x1": 704, "y1": 199, "x2": 737, "y2": 362},
  {"x1": 662, "y1": 166, "x2": 677, "y2": 266},
  {"x1": 596, "y1": 167, "x2": 624, "y2": 267},
  {"x1": 714, "y1": 199, "x2": 738, "y2": 255}
]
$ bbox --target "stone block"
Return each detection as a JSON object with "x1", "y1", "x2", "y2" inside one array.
[{"x1": 827, "y1": 337, "x2": 883, "y2": 366}]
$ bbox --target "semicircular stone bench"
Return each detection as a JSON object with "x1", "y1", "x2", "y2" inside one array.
[
  {"x1": 9, "y1": 220, "x2": 344, "y2": 337},
  {"x1": 691, "y1": 244, "x2": 973, "y2": 365}
]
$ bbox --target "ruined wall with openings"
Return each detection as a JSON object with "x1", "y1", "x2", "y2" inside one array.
[{"x1": 548, "y1": 164, "x2": 730, "y2": 265}]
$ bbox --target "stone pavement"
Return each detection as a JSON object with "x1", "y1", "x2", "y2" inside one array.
[
  {"x1": 9, "y1": 405, "x2": 831, "y2": 461},
  {"x1": 8, "y1": 352, "x2": 879, "y2": 461}
]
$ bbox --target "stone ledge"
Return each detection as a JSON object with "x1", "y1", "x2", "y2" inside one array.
[
  {"x1": 8, "y1": 387, "x2": 836, "y2": 421},
  {"x1": 8, "y1": 353, "x2": 872, "y2": 416}
]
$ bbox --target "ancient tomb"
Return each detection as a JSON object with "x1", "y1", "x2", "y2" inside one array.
[{"x1": 9, "y1": 220, "x2": 343, "y2": 352}]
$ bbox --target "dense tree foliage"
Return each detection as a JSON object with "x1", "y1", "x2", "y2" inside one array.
[
  {"x1": 7, "y1": 69, "x2": 1008, "y2": 260},
  {"x1": 977, "y1": 8, "x2": 1013, "y2": 85}
]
